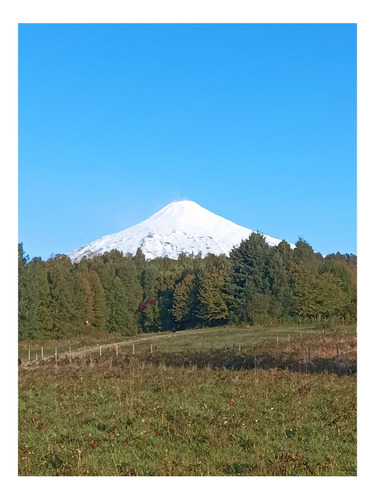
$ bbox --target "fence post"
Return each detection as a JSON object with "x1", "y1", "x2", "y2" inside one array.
[
  {"x1": 41, "y1": 347, "x2": 44, "y2": 360},
  {"x1": 99, "y1": 345, "x2": 102, "y2": 357},
  {"x1": 115, "y1": 344, "x2": 118, "y2": 356},
  {"x1": 55, "y1": 347, "x2": 58, "y2": 364},
  {"x1": 132, "y1": 344, "x2": 135, "y2": 355},
  {"x1": 238, "y1": 345, "x2": 241, "y2": 354},
  {"x1": 69, "y1": 345, "x2": 72, "y2": 363},
  {"x1": 276, "y1": 336, "x2": 279, "y2": 346},
  {"x1": 150, "y1": 344, "x2": 153, "y2": 353},
  {"x1": 28, "y1": 348, "x2": 31, "y2": 361},
  {"x1": 35, "y1": 352, "x2": 38, "y2": 361}
]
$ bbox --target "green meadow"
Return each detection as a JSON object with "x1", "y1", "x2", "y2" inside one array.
[{"x1": 18, "y1": 325, "x2": 356, "y2": 476}]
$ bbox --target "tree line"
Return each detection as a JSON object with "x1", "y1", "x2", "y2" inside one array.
[{"x1": 18, "y1": 234, "x2": 357, "y2": 341}]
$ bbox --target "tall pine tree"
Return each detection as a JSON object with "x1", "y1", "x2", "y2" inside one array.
[
  {"x1": 230, "y1": 232, "x2": 272, "y2": 324},
  {"x1": 197, "y1": 254, "x2": 232, "y2": 325},
  {"x1": 172, "y1": 274, "x2": 198, "y2": 329}
]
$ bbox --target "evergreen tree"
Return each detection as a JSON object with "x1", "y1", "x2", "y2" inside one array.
[
  {"x1": 29, "y1": 257, "x2": 53, "y2": 339},
  {"x1": 99, "y1": 250, "x2": 142, "y2": 335},
  {"x1": 80, "y1": 273, "x2": 94, "y2": 325},
  {"x1": 172, "y1": 274, "x2": 198, "y2": 329},
  {"x1": 18, "y1": 244, "x2": 37, "y2": 340},
  {"x1": 153, "y1": 257, "x2": 189, "y2": 331},
  {"x1": 140, "y1": 265, "x2": 158, "y2": 298},
  {"x1": 18, "y1": 232, "x2": 357, "y2": 342},
  {"x1": 91, "y1": 271, "x2": 107, "y2": 329},
  {"x1": 293, "y1": 238, "x2": 322, "y2": 275},
  {"x1": 46, "y1": 255, "x2": 78, "y2": 339},
  {"x1": 132, "y1": 247, "x2": 146, "y2": 281},
  {"x1": 91, "y1": 256, "x2": 117, "y2": 331},
  {"x1": 291, "y1": 262, "x2": 319, "y2": 319},
  {"x1": 230, "y1": 232, "x2": 272, "y2": 323},
  {"x1": 106, "y1": 276, "x2": 132, "y2": 333},
  {"x1": 197, "y1": 254, "x2": 232, "y2": 325},
  {"x1": 269, "y1": 242, "x2": 294, "y2": 319},
  {"x1": 78, "y1": 269, "x2": 107, "y2": 331},
  {"x1": 18, "y1": 245, "x2": 53, "y2": 340}
]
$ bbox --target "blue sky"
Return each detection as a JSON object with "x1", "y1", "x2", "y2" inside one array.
[{"x1": 18, "y1": 23, "x2": 356, "y2": 260}]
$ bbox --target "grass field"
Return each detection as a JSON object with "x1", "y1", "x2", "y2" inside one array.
[
  {"x1": 18, "y1": 322, "x2": 356, "y2": 362},
  {"x1": 18, "y1": 324, "x2": 357, "y2": 476}
]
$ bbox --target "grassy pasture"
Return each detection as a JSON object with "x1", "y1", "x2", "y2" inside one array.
[
  {"x1": 18, "y1": 322, "x2": 356, "y2": 362},
  {"x1": 18, "y1": 324, "x2": 356, "y2": 476}
]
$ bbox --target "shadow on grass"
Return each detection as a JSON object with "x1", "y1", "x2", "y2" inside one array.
[
  {"x1": 35, "y1": 348, "x2": 356, "y2": 376},
  {"x1": 138, "y1": 350, "x2": 357, "y2": 376}
]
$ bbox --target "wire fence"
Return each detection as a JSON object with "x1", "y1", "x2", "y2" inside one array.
[{"x1": 18, "y1": 334, "x2": 356, "y2": 376}]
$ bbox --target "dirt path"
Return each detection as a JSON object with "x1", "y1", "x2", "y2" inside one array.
[
  {"x1": 70, "y1": 332, "x2": 181, "y2": 358},
  {"x1": 20, "y1": 331, "x2": 182, "y2": 366}
]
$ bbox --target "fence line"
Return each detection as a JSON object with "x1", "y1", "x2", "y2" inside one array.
[{"x1": 20, "y1": 335, "x2": 352, "y2": 372}]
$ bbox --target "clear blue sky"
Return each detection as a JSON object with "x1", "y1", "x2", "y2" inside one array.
[{"x1": 19, "y1": 23, "x2": 357, "y2": 260}]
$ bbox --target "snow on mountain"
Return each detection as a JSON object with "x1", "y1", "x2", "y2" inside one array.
[{"x1": 68, "y1": 200, "x2": 290, "y2": 262}]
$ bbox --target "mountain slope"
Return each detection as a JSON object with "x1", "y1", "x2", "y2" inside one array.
[{"x1": 68, "y1": 200, "x2": 290, "y2": 261}]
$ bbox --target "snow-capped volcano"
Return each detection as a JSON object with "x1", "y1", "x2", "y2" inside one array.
[{"x1": 68, "y1": 200, "x2": 289, "y2": 262}]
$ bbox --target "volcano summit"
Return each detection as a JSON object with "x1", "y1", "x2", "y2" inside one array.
[{"x1": 68, "y1": 200, "x2": 289, "y2": 262}]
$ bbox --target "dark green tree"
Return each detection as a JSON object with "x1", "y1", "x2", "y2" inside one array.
[
  {"x1": 28, "y1": 257, "x2": 53, "y2": 339},
  {"x1": 197, "y1": 254, "x2": 232, "y2": 325},
  {"x1": 230, "y1": 232, "x2": 272, "y2": 323},
  {"x1": 106, "y1": 276, "x2": 131, "y2": 334},
  {"x1": 293, "y1": 238, "x2": 322, "y2": 275},
  {"x1": 291, "y1": 262, "x2": 319, "y2": 319},
  {"x1": 46, "y1": 255, "x2": 78, "y2": 339},
  {"x1": 18, "y1": 245, "x2": 53, "y2": 340},
  {"x1": 172, "y1": 273, "x2": 198, "y2": 329},
  {"x1": 269, "y1": 242, "x2": 294, "y2": 319},
  {"x1": 99, "y1": 250, "x2": 142, "y2": 335},
  {"x1": 18, "y1": 244, "x2": 37, "y2": 340},
  {"x1": 78, "y1": 269, "x2": 107, "y2": 331}
]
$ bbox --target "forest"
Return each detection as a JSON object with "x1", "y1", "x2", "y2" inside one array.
[{"x1": 18, "y1": 234, "x2": 357, "y2": 341}]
